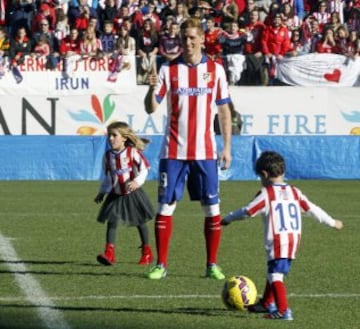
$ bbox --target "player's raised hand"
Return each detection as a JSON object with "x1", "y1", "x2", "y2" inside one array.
[{"x1": 148, "y1": 62, "x2": 157, "y2": 87}]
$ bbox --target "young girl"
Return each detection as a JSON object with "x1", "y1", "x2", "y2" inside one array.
[{"x1": 94, "y1": 121, "x2": 154, "y2": 266}]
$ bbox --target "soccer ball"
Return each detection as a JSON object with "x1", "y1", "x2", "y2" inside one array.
[{"x1": 221, "y1": 275, "x2": 257, "y2": 311}]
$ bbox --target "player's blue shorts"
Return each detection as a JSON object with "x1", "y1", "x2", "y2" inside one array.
[
  {"x1": 158, "y1": 159, "x2": 219, "y2": 205},
  {"x1": 267, "y1": 259, "x2": 292, "y2": 275}
]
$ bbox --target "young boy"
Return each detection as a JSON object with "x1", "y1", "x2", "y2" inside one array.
[{"x1": 221, "y1": 151, "x2": 343, "y2": 320}]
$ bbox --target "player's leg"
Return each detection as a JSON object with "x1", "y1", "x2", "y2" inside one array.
[
  {"x1": 187, "y1": 160, "x2": 224, "y2": 279},
  {"x1": 147, "y1": 159, "x2": 188, "y2": 279},
  {"x1": 263, "y1": 259, "x2": 293, "y2": 320}
]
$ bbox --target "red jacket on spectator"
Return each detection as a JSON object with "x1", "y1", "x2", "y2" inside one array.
[
  {"x1": 261, "y1": 24, "x2": 290, "y2": 56},
  {"x1": 59, "y1": 33, "x2": 81, "y2": 56},
  {"x1": 32, "y1": 3, "x2": 56, "y2": 32},
  {"x1": 244, "y1": 20, "x2": 265, "y2": 54}
]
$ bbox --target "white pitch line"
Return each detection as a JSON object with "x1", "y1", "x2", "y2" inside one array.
[
  {"x1": 0, "y1": 293, "x2": 359, "y2": 303},
  {"x1": 0, "y1": 233, "x2": 71, "y2": 329}
]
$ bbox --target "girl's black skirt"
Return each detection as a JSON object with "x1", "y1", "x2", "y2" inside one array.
[{"x1": 97, "y1": 188, "x2": 155, "y2": 226}]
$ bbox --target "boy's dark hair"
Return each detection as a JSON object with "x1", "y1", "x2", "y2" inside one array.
[{"x1": 255, "y1": 151, "x2": 285, "y2": 178}]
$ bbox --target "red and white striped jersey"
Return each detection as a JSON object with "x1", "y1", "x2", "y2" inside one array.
[
  {"x1": 99, "y1": 146, "x2": 150, "y2": 195},
  {"x1": 243, "y1": 184, "x2": 336, "y2": 261},
  {"x1": 154, "y1": 55, "x2": 231, "y2": 160}
]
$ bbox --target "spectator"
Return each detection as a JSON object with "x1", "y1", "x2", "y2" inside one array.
[
  {"x1": 280, "y1": 2, "x2": 301, "y2": 36},
  {"x1": 222, "y1": 0, "x2": 240, "y2": 30},
  {"x1": 286, "y1": 28, "x2": 306, "y2": 56},
  {"x1": 220, "y1": 20, "x2": 247, "y2": 84},
  {"x1": 159, "y1": 0, "x2": 177, "y2": 22},
  {"x1": 59, "y1": 26, "x2": 82, "y2": 77},
  {"x1": 345, "y1": 7, "x2": 360, "y2": 31},
  {"x1": 335, "y1": 24, "x2": 349, "y2": 54},
  {"x1": 80, "y1": 26, "x2": 103, "y2": 59},
  {"x1": 159, "y1": 14, "x2": 176, "y2": 36},
  {"x1": 0, "y1": 25, "x2": 10, "y2": 58},
  {"x1": 204, "y1": 14, "x2": 224, "y2": 64},
  {"x1": 113, "y1": 5, "x2": 131, "y2": 32},
  {"x1": 291, "y1": 0, "x2": 305, "y2": 23},
  {"x1": 74, "y1": 4, "x2": 91, "y2": 35},
  {"x1": 324, "y1": 11, "x2": 342, "y2": 31},
  {"x1": 315, "y1": 27, "x2": 341, "y2": 53},
  {"x1": 158, "y1": 21, "x2": 182, "y2": 64},
  {"x1": 253, "y1": 0, "x2": 272, "y2": 22},
  {"x1": 68, "y1": 0, "x2": 97, "y2": 29},
  {"x1": 98, "y1": 0, "x2": 118, "y2": 30},
  {"x1": 174, "y1": 0, "x2": 189, "y2": 25},
  {"x1": 346, "y1": 29, "x2": 360, "y2": 58},
  {"x1": 261, "y1": 13, "x2": 290, "y2": 82},
  {"x1": 115, "y1": 24, "x2": 136, "y2": 57},
  {"x1": 32, "y1": 33, "x2": 50, "y2": 65},
  {"x1": 54, "y1": 7, "x2": 70, "y2": 42},
  {"x1": 313, "y1": 1, "x2": 331, "y2": 33},
  {"x1": 136, "y1": 18, "x2": 158, "y2": 84},
  {"x1": 32, "y1": 2, "x2": 56, "y2": 33},
  {"x1": 31, "y1": 18, "x2": 60, "y2": 69},
  {"x1": 99, "y1": 19, "x2": 117, "y2": 55},
  {"x1": 301, "y1": 14, "x2": 322, "y2": 53},
  {"x1": 238, "y1": 0, "x2": 257, "y2": 28},
  {"x1": 9, "y1": 26, "x2": 31, "y2": 67},
  {"x1": 7, "y1": 0, "x2": 36, "y2": 37},
  {"x1": 242, "y1": 9, "x2": 267, "y2": 85},
  {"x1": 263, "y1": 1, "x2": 280, "y2": 26}
]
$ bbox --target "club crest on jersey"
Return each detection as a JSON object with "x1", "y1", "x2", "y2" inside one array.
[{"x1": 203, "y1": 72, "x2": 214, "y2": 83}]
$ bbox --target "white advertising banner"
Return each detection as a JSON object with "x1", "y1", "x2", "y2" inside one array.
[
  {"x1": 277, "y1": 53, "x2": 360, "y2": 87},
  {"x1": 0, "y1": 55, "x2": 137, "y2": 96},
  {"x1": 0, "y1": 86, "x2": 359, "y2": 135}
]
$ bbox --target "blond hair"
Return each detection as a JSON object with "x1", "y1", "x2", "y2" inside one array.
[
  {"x1": 180, "y1": 17, "x2": 204, "y2": 36},
  {"x1": 107, "y1": 121, "x2": 149, "y2": 150}
]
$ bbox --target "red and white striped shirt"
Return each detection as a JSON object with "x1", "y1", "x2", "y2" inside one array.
[
  {"x1": 99, "y1": 146, "x2": 150, "y2": 195},
  {"x1": 154, "y1": 55, "x2": 231, "y2": 160},
  {"x1": 224, "y1": 184, "x2": 336, "y2": 261}
]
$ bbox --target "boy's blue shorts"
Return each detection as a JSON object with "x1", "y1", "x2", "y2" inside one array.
[
  {"x1": 157, "y1": 159, "x2": 219, "y2": 205},
  {"x1": 267, "y1": 259, "x2": 292, "y2": 275}
]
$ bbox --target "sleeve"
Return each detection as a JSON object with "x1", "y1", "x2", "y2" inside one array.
[
  {"x1": 133, "y1": 149, "x2": 150, "y2": 187},
  {"x1": 300, "y1": 193, "x2": 337, "y2": 227},
  {"x1": 98, "y1": 155, "x2": 112, "y2": 193},
  {"x1": 222, "y1": 189, "x2": 266, "y2": 223},
  {"x1": 215, "y1": 62, "x2": 231, "y2": 106}
]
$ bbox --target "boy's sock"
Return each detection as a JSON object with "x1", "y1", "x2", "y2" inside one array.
[
  {"x1": 155, "y1": 214, "x2": 172, "y2": 267},
  {"x1": 272, "y1": 280, "x2": 289, "y2": 314},
  {"x1": 261, "y1": 280, "x2": 275, "y2": 307},
  {"x1": 204, "y1": 215, "x2": 221, "y2": 266}
]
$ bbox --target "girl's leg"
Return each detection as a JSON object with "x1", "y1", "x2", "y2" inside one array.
[
  {"x1": 97, "y1": 221, "x2": 118, "y2": 266},
  {"x1": 137, "y1": 223, "x2": 153, "y2": 265}
]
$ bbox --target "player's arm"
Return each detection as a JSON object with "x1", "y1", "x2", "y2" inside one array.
[
  {"x1": 221, "y1": 207, "x2": 250, "y2": 225},
  {"x1": 217, "y1": 102, "x2": 232, "y2": 170},
  {"x1": 144, "y1": 65, "x2": 159, "y2": 114},
  {"x1": 305, "y1": 200, "x2": 343, "y2": 230}
]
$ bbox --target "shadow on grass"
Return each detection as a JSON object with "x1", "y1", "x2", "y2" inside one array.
[{"x1": 0, "y1": 303, "x2": 244, "y2": 317}]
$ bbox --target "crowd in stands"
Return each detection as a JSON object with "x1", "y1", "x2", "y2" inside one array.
[{"x1": 0, "y1": 0, "x2": 359, "y2": 85}]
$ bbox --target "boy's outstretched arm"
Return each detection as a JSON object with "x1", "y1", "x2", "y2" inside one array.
[
  {"x1": 333, "y1": 219, "x2": 344, "y2": 230},
  {"x1": 221, "y1": 207, "x2": 250, "y2": 226}
]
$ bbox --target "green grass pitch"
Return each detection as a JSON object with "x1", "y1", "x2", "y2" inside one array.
[{"x1": 0, "y1": 180, "x2": 359, "y2": 329}]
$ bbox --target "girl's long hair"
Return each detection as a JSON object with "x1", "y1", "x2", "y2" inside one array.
[{"x1": 107, "y1": 121, "x2": 149, "y2": 150}]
